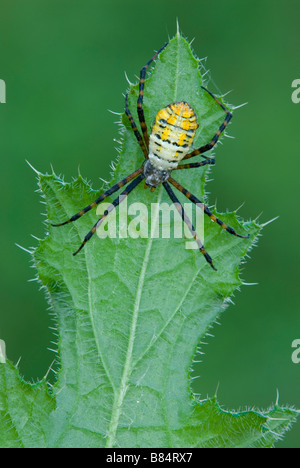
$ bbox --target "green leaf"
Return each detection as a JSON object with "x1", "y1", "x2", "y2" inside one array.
[
  {"x1": 0, "y1": 362, "x2": 55, "y2": 448},
  {"x1": 1, "y1": 32, "x2": 298, "y2": 448}
]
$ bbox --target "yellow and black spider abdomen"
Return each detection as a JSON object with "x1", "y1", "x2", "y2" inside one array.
[{"x1": 149, "y1": 102, "x2": 199, "y2": 170}]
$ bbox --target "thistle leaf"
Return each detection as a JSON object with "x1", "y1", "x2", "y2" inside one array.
[{"x1": 0, "y1": 33, "x2": 297, "y2": 448}]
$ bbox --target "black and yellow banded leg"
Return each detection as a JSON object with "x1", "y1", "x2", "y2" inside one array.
[
  {"x1": 52, "y1": 167, "x2": 143, "y2": 227},
  {"x1": 168, "y1": 177, "x2": 249, "y2": 239},
  {"x1": 163, "y1": 181, "x2": 217, "y2": 270},
  {"x1": 73, "y1": 173, "x2": 145, "y2": 256},
  {"x1": 183, "y1": 86, "x2": 232, "y2": 160},
  {"x1": 125, "y1": 93, "x2": 148, "y2": 158},
  {"x1": 174, "y1": 158, "x2": 215, "y2": 170},
  {"x1": 137, "y1": 42, "x2": 168, "y2": 148}
]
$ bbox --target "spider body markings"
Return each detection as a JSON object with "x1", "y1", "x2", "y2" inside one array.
[
  {"x1": 52, "y1": 42, "x2": 249, "y2": 270},
  {"x1": 144, "y1": 101, "x2": 198, "y2": 186}
]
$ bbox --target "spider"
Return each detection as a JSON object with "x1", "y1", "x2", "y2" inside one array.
[{"x1": 52, "y1": 42, "x2": 249, "y2": 270}]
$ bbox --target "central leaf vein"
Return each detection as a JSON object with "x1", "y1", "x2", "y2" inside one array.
[{"x1": 105, "y1": 185, "x2": 164, "y2": 447}]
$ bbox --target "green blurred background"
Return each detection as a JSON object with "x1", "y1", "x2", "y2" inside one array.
[{"x1": 1, "y1": 0, "x2": 299, "y2": 447}]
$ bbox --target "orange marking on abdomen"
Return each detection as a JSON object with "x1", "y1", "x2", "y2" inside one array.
[
  {"x1": 161, "y1": 127, "x2": 171, "y2": 140},
  {"x1": 170, "y1": 102, "x2": 195, "y2": 119},
  {"x1": 167, "y1": 114, "x2": 177, "y2": 125},
  {"x1": 178, "y1": 132, "x2": 187, "y2": 146}
]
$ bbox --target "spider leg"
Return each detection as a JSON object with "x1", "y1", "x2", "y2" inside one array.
[
  {"x1": 163, "y1": 181, "x2": 216, "y2": 270},
  {"x1": 52, "y1": 167, "x2": 143, "y2": 226},
  {"x1": 183, "y1": 86, "x2": 232, "y2": 160},
  {"x1": 73, "y1": 173, "x2": 145, "y2": 255},
  {"x1": 168, "y1": 176, "x2": 249, "y2": 239},
  {"x1": 174, "y1": 158, "x2": 215, "y2": 170},
  {"x1": 137, "y1": 42, "x2": 168, "y2": 148},
  {"x1": 125, "y1": 93, "x2": 148, "y2": 158}
]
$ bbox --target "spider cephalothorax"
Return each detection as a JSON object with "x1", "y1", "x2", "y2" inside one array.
[
  {"x1": 143, "y1": 159, "x2": 171, "y2": 188},
  {"x1": 52, "y1": 42, "x2": 249, "y2": 270}
]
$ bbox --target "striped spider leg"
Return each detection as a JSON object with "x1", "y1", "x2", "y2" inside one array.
[
  {"x1": 137, "y1": 42, "x2": 168, "y2": 148},
  {"x1": 71, "y1": 173, "x2": 145, "y2": 255},
  {"x1": 174, "y1": 158, "x2": 216, "y2": 170},
  {"x1": 182, "y1": 86, "x2": 233, "y2": 161},
  {"x1": 163, "y1": 181, "x2": 217, "y2": 271},
  {"x1": 168, "y1": 176, "x2": 249, "y2": 240},
  {"x1": 51, "y1": 167, "x2": 145, "y2": 254}
]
